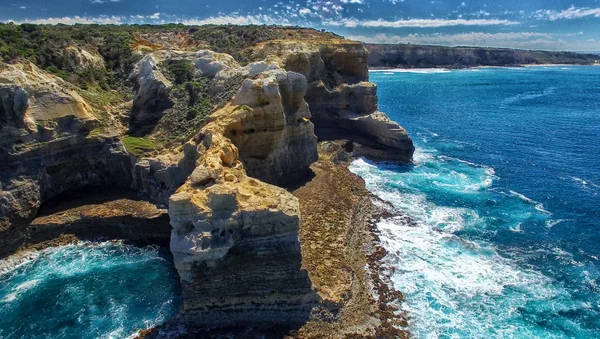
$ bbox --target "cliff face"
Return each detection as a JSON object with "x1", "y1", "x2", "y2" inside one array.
[
  {"x1": 250, "y1": 40, "x2": 414, "y2": 162},
  {"x1": 161, "y1": 60, "x2": 319, "y2": 326},
  {"x1": 0, "y1": 63, "x2": 132, "y2": 257},
  {"x1": 366, "y1": 43, "x2": 599, "y2": 68}
]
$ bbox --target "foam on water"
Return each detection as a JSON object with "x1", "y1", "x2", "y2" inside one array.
[
  {"x1": 371, "y1": 68, "x2": 451, "y2": 74},
  {"x1": 0, "y1": 241, "x2": 181, "y2": 339},
  {"x1": 502, "y1": 86, "x2": 557, "y2": 105},
  {"x1": 349, "y1": 149, "x2": 598, "y2": 338},
  {"x1": 366, "y1": 66, "x2": 600, "y2": 338}
]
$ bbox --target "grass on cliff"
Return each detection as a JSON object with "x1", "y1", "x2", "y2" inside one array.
[{"x1": 122, "y1": 136, "x2": 159, "y2": 157}]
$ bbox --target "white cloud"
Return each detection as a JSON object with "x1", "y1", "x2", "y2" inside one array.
[
  {"x1": 298, "y1": 8, "x2": 312, "y2": 16},
  {"x1": 325, "y1": 18, "x2": 519, "y2": 28},
  {"x1": 341, "y1": 0, "x2": 364, "y2": 3},
  {"x1": 536, "y1": 6, "x2": 600, "y2": 20},
  {"x1": 8, "y1": 15, "x2": 125, "y2": 25},
  {"x1": 179, "y1": 14, "x2": 289, "y2": 26},
  {"x1": 4, "y1": 13, "x2": 290, "y2": 26}
]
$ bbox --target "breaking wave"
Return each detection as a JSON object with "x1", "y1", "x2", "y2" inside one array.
[
  {"x1": 350, "y1": 148, "x2": 597, "y2": 338},
  {"x1": 0, "y1": 241, "x2": 181, "y2": 338}
]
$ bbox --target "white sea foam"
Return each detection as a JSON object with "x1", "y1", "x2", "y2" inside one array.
[
  {"x1": 348, "y1": 148, "x2": 577, "y2": 337},
  {"x1": 371, "y1": 68, "x2": 451, "y2": 74},
  {"x1": 502, "y1": 86, "x2": 557, "y2": 105},
  {"x1": 375, "y1": 207, "x2": 571, "y2": 338},
  {"x1": 545, "y1": 219, "x2": 567, "y2": 228},
  {"x1": 507, "y1": 190, "x2": 551, "y2": 215},
  {"x1": 571, "y1": 176, "x2": 600, "y2": 190},
  {"x1": 1, "y1": 279, "x2": 41, "y2": 303}
]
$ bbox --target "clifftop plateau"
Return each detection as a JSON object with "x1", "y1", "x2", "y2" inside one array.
[{"x1": 366, "y1": 43, "x2": 599, "y2": 68}]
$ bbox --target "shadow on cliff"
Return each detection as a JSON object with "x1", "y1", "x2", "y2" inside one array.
[
  {"x1": 17, "y1": 187, "x2": 172, "y2": 252},
  {"x1": 283, "y1": 168, "x2": 316, "y2": 191}
]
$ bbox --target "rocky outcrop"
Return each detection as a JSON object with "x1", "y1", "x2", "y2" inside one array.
[
  {"x1": 129, "y1": 54, "x2": 174, "y2": 135},
  {"x1": 292, "y1": 141, "x2": 409, "y2": 338},
  {"x1": 129, "y1": 50, "x2": 317, "y2": 186},
  {"x1": 169, "y1": 99, "x2": 318, "y2": 327},
  {"x1": 27, "y1": 190, "x2": 171, "y2": 247},
  {"x1": 228, "y1": 70, "x2": 317, "y2": 185},
  {"x1": 0, "y1": 63, "x2": 133, "y2": 257},
  {"x1": 130, "y1": 143, "x2": 200, "y2": 205},
  {"x1": 250, "y1": 39, "x2": 414, "y2": 162},
  {"x1": 366, "y1": 43, "x2": 599, "y2": 68}
]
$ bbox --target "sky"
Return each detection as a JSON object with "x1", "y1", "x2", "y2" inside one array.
[{"x1": 2, "y1": 0, "x2": 600, "y2": 51}]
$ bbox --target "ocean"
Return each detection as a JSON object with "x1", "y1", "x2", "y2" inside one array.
[
  {"x1": 349, "y1": 66, "x2": 600, "y2": 338},
  {"x1": 0, "y1": 242, "x2": 181, "y2": 338}
]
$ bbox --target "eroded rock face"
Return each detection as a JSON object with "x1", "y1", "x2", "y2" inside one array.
[
  {"x1": 250, "y1": 40, "x2": 415, "y2": 162},
  {"x1": 0, "y1": 38, "x2": 415, "y2": 331},
  {"x1": 169, "y1": 101, "x2": 318, "y2": 327},
  {"x1": 129, "y1": 54, "x2": 174, "y2": 135},
  {"x1": 126, "y1": 51, "x2": 320, "y2": 327},
  {"x1": 0, "y1": 63, "x2": 132, "y2": 257},
  {"x1": 228, "y1": 70, "x2": 318, "y2": 185},
  {"x1": 0, "y1": 63, "x2": 98, "y2": 146},
  {"x1": 129, "y1": 50, "x2": 317, "y2": 186}
]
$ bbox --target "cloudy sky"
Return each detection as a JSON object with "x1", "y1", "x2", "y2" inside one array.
[{"x1": 2, "y1": 0, "x2": 600, "y2": 51}]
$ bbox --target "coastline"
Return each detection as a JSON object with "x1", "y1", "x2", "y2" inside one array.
[
  {"x1": 0, "y1": 139, "x2": 412, "y2": 338},
  {"x1": 369, "y1": 63, "x2": 596, "y2": 72},
  {"x1": 0, "y1": 26, "x2": 415, "y2": 338}
]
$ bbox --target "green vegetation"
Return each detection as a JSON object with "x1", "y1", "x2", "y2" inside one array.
[
  {"x1": 189, "y1": 25, "x2": 286, "y2": 63},
  {"x1": 155, "y1": 60, "x2": 245, "y2": 145},
  {"x1": 122, "y1": 135, "x2": 159, "y2": 157},
  {"x1": 166, "y1": 60, "x2": 194, "y2": 84},
  {"x1": 79, "y1": 86, "x2": 128, "y2": 108},
  {"x1": 0, "y1": 23, "x2": 340, "y2": 76},
  {"x1": 0, "y1": 23, "x2": 339, "y2": 148},
  {"x1": 0, "y1": 23, "x2": 140, "y2": 89}
]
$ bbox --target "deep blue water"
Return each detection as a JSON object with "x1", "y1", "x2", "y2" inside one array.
[
  {"x1": 0, "y1": 242, "x2": 181, "y2": 338},
  {"x1": 351, "y1": 66, "x2": 600, "y2": 338}
]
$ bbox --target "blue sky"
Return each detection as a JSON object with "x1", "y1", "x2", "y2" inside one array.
[{"x1": 2, "y1": 0, "x2": 600, "y2": 51}]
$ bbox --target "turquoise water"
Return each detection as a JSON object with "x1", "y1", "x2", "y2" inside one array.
[
  {"x1": 0, "y1": 242, "x2": 181, "y2": 338},
  {"x1": 351, "y1": 66, "x2": 600, "y2": 338}
]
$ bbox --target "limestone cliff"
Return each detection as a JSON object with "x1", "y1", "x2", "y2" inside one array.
[
  {"x1": 165, "y1": 67, "x2": 319, "y2": 327},
  {"x1": 250, "y1": 39, "x2": 414, "y2": 162},
  {"x1": 366, "y1": 43, "x2": 599, "y2": 68},
  {"x1": 0, "y1": 63, "x2": 132, "y2": 257}
]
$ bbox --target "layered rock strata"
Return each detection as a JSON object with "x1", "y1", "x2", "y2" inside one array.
[
  {"x1": 0, "y1": 63, "x2": 132, "y2": 257},
  {"x1": 250, "y1": 40, "x2": 414, "y2": 162},
  {"x1": 28, "y1": 190, "x2": 170, "y2": 248},
  {"x1": 166, "y1": 66, "x2": 319, "y2": 327},
  {"x1": 365, "y1": 43, "x2": 599, "y2": 68}
]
